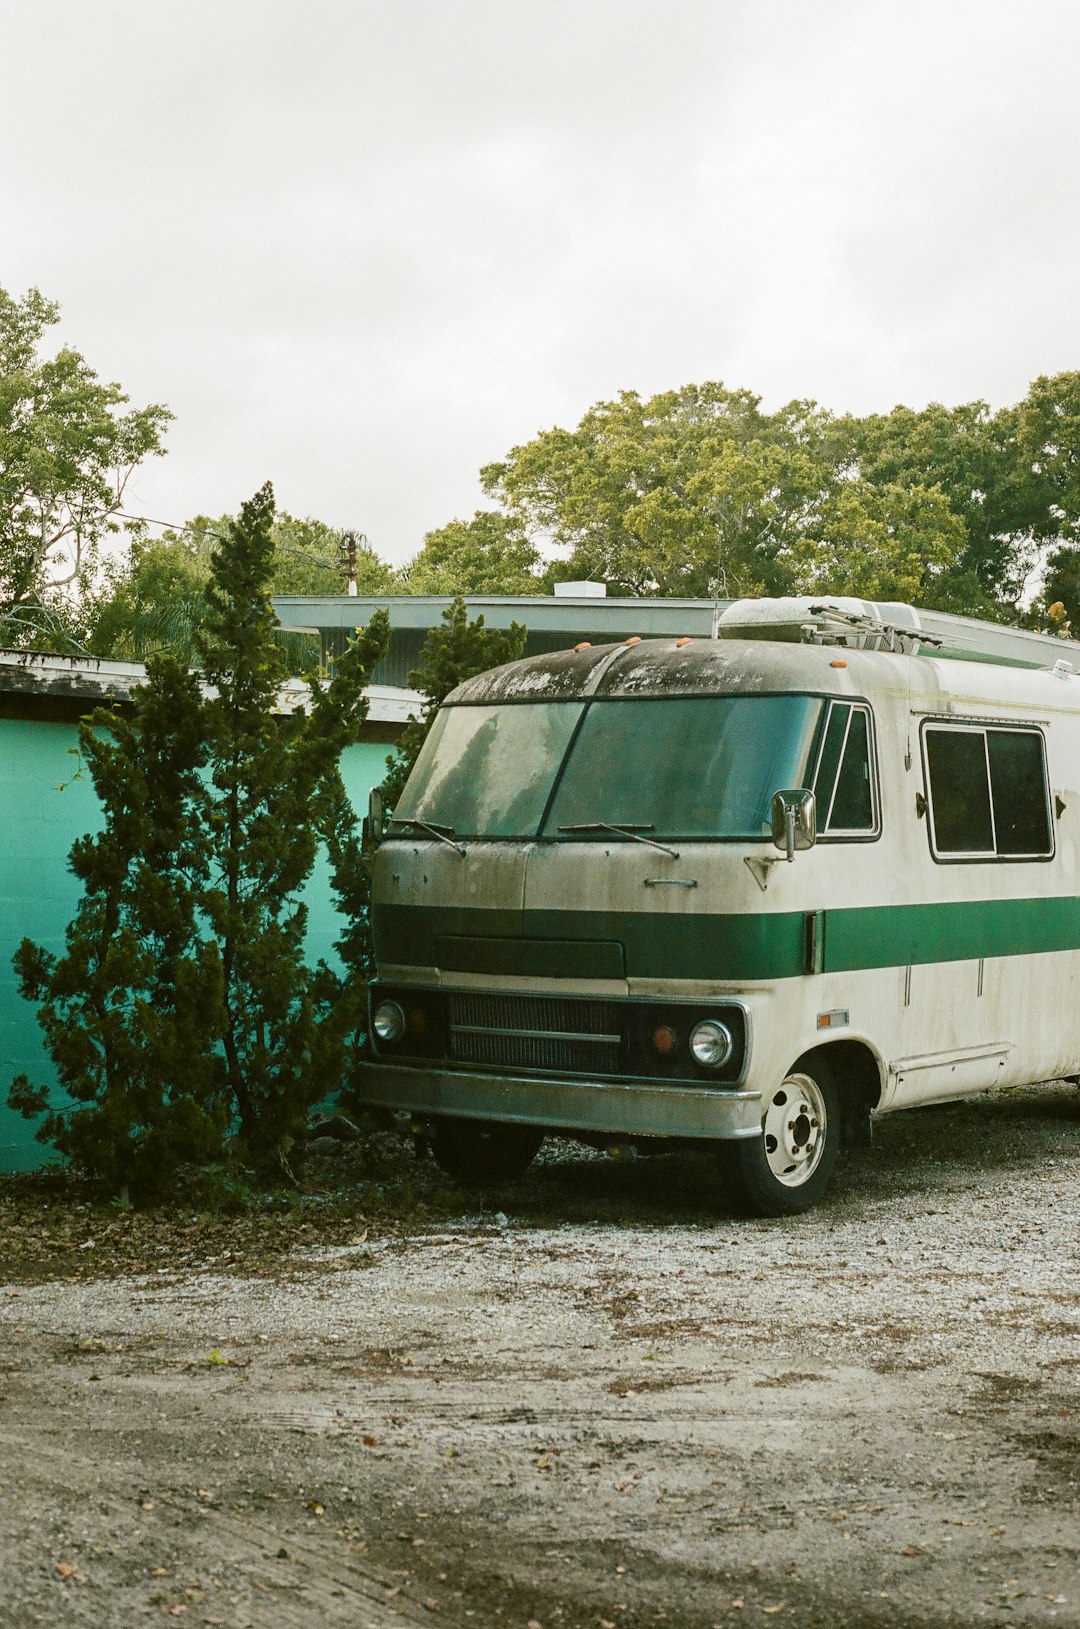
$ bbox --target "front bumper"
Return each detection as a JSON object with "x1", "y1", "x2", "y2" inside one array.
[{"x1": 355, "y1": 1061, "x2": 763, "y2": 1141}]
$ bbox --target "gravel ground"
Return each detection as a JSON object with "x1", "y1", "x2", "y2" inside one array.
[{"x1": 1, "y1": 1083, "x2": 1078, "y2": 1629}]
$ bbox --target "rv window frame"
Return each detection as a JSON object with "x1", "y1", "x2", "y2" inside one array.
[
  {"x1": 809, "y1": 700, "x2": 881, "y2": 843},
  {"x1": 920, "y1": 719, "x2": 1055, "y2": 865}
]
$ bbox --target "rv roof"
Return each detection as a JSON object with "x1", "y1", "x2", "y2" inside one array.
[{"x1": 446, "y1": 632, "x2": 1080, "y2": 713}]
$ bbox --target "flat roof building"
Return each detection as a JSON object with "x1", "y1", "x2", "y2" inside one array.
[{"x1": 271, "y1": 591, "x2": 731, "y2": 691}]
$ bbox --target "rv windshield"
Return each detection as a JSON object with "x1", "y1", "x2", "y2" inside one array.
[
  {"x1": 545, "y1": 695, "x2": 824, "y2": 839},
  {"x1": 391, "y1": 692, "x2": 824, "y2": 841},
  {"x1": 391, "y1": 702, "x2": 585, "y2": 838}
]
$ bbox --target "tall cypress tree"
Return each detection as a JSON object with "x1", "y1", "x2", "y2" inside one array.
[
  {"x1": 196, "y1": 484, "x2": 387, "y2": 1174},
  {"x1": 11, "y1": 483, "x2": 388, "y2": 1191}
]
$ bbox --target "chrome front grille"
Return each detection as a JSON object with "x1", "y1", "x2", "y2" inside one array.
[{"x1": 447, "y1": 991, "x2": 624, "y2": 1075}]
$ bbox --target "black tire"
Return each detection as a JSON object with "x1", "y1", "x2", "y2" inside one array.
[
  {"x1": 429, "y1": 1119, "x2": 544, "y2": 1187},
  {"x1": 717, "y1": 1062, "x2": 841, "y2": 1217}
]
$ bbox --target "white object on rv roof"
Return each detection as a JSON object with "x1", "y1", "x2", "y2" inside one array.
[{"x1": 715, "y1": 595, "x2": 1079, "y2": 671}]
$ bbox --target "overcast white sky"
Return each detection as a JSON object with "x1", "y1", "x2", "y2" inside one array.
[{"x1": 3, "y1": 0, "x2": 1079, "y2": 567}]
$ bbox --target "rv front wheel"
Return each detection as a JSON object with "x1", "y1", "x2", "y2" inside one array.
[
  {"x1": 429, "y1": 1119, "x2": 544, "y2": 1187},
  {"x1": 719, "y1": 1065, "x2": 840, "y2": 1217}
]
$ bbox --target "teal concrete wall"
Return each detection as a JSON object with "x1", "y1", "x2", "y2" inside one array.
[{"x1": 0, "y1": 717, "x2": 391, "y2": 1172}]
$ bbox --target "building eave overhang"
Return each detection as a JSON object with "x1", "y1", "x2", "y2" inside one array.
[
  {"x1": 0, "y1": 650, "x2": 419, "y2": 723},
  {"x1": 272, "y1": 593, "x2": 722, "y2": 637}
]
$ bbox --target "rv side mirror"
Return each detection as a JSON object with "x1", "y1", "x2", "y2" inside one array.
[
  {"x1": 771, "y1": 789, "x2": 817, "y2": 863},
  {"x1": 366, "y1": 785, "x2": 387, "y2": 849}
]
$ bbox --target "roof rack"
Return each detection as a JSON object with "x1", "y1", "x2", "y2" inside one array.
[
  {"x1": 802, "y1": 604, "x2": 941, "y2": 656},
  {"x1": 715, "y1": 597, "x2": 1078, "y2": 672}
]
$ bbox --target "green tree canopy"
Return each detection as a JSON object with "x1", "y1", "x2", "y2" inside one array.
[
  {"x1": 86, "y1": 526, "x2": 212, "y2": 664},
  {"x1": 0, "y1": 285, "x2": 171, "y2": 649},
  {"x1": 480, "y1": 384, "x2": 838, "y2": 599},
  {"x1": 833, "y1": 400, "x2": 1032, "y2": 614},
  {"x1": 268, "y1": 515, "x2": 397, "y2": 597},
  {"x1": 87, "y1": 509, "x2": 398, "y2": 664},
  {"x1": 475, "y1": 375, "x2": 1080, "y2": 617},
  {"x1": 401, "y1": 510, "x2": 545, "y2": 595},
  {"x1": 790, "y1": 480, "x2": 966, "y2": 605}
]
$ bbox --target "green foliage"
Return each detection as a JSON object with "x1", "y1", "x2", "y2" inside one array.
[
  {"x1": 402, "y1": 510, "x2": 544, "y2": 595},
  {"x1": 188, "y1": 486, "x2": 390, "y2": 1176},
  {"x1": 10, "y1": 483, "x2": 389, "y2": 1193},
  {"x1": 477, "y1": 374, "x2": 1080, "y2": 617},
  {"x1": 0, "y1": 284, "x2": 171, "y2": 649},
  {"x1": 1014, "y1": 373, "x2": 1080, "y2": 532},
  {"x1": 834, "y1": 400, "x2": 1028, "y2": 615},
  {"x1": 481, "y1": 385, "x2": 840, "y2": 599},
  {"x1": 86, "y1": 510, "x2": 398, "y2": 664},
  {"x1": 269, "y1": 516, "x2": 397, "y2": 597},
  {"x1": 310, "y1": 768, "x2": 377, "y2": 1094},
  {"x1": 791, "y1": 481, "x2": 966, "y2": 604},
  {"x1": 379, "y1": 597, "x2": 527, "y2": 812},
  {"x1": 85, "y1": 525, "x2": 213, "y2": 664},
  {"x1": 1040, "y1": 546, "x2": 1080, "y2": 630},
  {"x1": 9, "y1": 659, "x2": 227, "y2": 1196}
]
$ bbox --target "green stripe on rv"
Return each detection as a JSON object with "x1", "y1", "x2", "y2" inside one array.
[{"x1": 375, "y1": 897, "x2": 1080, "y2": 981}]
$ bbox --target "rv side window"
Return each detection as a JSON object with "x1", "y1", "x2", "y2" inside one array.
[
  {"x1": 924, "y1": 724, "x2": 1052, "y2": 860},
  {"x1": 813, "y1": 703, "x2": 877, "y2": 835},
  {"x1": 988, "y1": 730, "x2": 1053, "y2": 855}
]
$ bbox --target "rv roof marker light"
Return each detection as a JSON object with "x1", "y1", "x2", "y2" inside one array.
[
  {"x1": 625, "y1": 636, "x2": 642, "y2": 645},
  {"x1": 675, "y1": 637, "x2": 693, "y2": 648},
  {"x1": 574, "y1": 641, "x2": 591, "y2": 651},
  {"x1": 830, "y1": 659, "x2": 847, "y2": 668}
]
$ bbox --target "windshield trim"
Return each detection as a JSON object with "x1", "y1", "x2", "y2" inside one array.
[{"x1": 533, "y1": 698, "x2": 592, "y2": 835}]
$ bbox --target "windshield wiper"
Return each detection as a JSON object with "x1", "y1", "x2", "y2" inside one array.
[
  {"x1": 557, "y1": 822, "x2": 679, "y2": 859},
  {"x1": 392, "y1": 818, "x2": 466, "y2": 857}
]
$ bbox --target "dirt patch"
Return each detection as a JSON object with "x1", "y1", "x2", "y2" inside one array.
[{"x1": 1, "y1": 1084, "x2": 1079, "y2": 1627}]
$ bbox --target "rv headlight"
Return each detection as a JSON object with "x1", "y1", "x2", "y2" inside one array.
[
  {"x1": 689, "y1": 1019, "x2": 734, "y2": 1070},
  {"x1": 373, "y1": 999, "x2": 406, "y2": 1044}
]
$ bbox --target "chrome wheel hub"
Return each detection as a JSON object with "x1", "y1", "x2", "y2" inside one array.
[{"x1": 762, "y1": 1073, "x2": 827, "y2": 1187}]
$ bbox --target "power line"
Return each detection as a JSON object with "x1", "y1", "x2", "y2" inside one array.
[
  {"x1": 113, "y1": 511, "x2": 357, "y2": 571},
  {"x1": 114, "y1": 509, "x2": 205, "y2": 534}
]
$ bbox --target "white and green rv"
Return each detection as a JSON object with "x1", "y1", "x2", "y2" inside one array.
[{"x1": 359, "y1": 597, "x2": 1080, "y2": 1215}]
